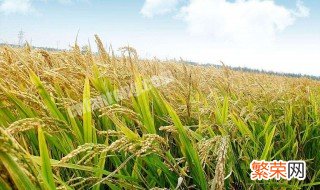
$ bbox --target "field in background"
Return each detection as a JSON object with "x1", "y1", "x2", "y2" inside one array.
[{"x1": 1, "y1": 36, "x2": 320, "y2": 189}]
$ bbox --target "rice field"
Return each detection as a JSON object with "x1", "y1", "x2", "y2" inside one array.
[{"x1": 1, "y1": 36, "x2": 320, "y2": 189}]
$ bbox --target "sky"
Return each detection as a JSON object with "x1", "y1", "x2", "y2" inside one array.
[{"x1": 0, "y1": 0, "x2": 319, "y2": 76}]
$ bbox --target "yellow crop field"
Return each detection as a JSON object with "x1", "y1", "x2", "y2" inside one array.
[{"x1": 1, "y1": 36, "x2": 320, "y2": 189}]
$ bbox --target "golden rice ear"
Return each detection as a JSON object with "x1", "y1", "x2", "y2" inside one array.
[
  {"x1": 94, "y1": 34, "x2": 110, "y2": 64},
  {"x1": 25, "y1": 41, "x2": 32, "y2": 53},
  {"x1": 211, "y1": 136, "x2": 229, "y2": 190},
  {"x1": 3, "y1": 46, "x2": 13, "y2": 64},
  {"x1": 39, "y1": 50, "x2": 52, "y2": 67}
]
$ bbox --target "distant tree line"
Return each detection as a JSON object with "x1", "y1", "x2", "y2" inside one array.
[
  {"x1": 0, "y1": 43, "x2": 65, "y2": 52},
  {"x1": 185, "y1": 61, "x2": 320, "y2": 81}
]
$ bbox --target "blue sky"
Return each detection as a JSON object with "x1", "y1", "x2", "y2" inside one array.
[{"x1": 0, "y1": 0, "x2": 319, "y2": 75}]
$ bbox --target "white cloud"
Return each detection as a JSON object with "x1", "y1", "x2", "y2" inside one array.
[
  {"x1": 294, "y1": 0, "x2": 309, "y2": 17},
  {"x1": 0, "y1": 0, "x2": 88, "y2": 15},
  {"x1": 141, "y1": 0, "x2": 180, "y2": 18},
  {"x1": 179, "y1": 0, "x2": 309, "y2": 43},
  {"x1": 0, "y1": 0, "x2": 33, "y2": 14},
  {"x1": 140, "y1": 0, "x2": 310, "y2": 43}
]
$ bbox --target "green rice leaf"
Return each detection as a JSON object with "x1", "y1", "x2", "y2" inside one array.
[
  {"x1": 38, "y1": 126, "x2": 57, "y2": 190},
  {"x1": 83, "y1": 78, "x2": 95, "y2": 143},
  {"x1": 29, "y1": 71, "x2": 65, "y2": 121},
  {"x1": 0, "y1": 151, "x2": 37, "y2": 190}
]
